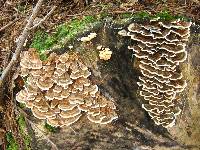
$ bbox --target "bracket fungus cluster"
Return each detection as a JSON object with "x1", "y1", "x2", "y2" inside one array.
[
  {"x1": 120, "y1": 18, "x2": 191, "y2": 128},
  {"x1": 16, "y1": 48, "x2": 117, "y2": 127}
]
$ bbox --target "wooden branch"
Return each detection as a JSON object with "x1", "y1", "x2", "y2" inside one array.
[
  {"x1": 30, "y1": 6, "x2": 57, "y2": 30},
  {"x1": 0, "y1": 18, "x2": 19, "y2": 32},
  {"x1": 0, "y1": 0, "x2": 55, "y2": 87}
]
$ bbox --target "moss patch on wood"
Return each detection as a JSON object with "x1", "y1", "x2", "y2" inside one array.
[
  {"x1": 30, "y1": 15, "x2": 98, "y2": 60},
  {"x1": 44, "y1": 122, "x2": 58, "y2": 133},
  {"x1": 6, "y1": 132, "x2": 19, "y2": 150},
  {"x1": 30, "y1": 10, "x2": 190, "y2": 61},
  {"x1": 17, "y1": 115, "x2": 31, "y2": 150}
]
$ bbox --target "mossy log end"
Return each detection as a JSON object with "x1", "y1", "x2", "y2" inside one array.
[
  {"x1": 21, "y1": 20, "x2": 200, "y2": 150},
  {"x1": 1, "y1": 18, "x2": 199, "y2": 150}
]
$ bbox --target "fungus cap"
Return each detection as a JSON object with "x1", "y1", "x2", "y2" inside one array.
[{"x1": 99, "y1": 49, "x2": 112, "y2": 61}]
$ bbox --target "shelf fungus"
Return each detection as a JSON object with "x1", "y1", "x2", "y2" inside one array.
[
  {"x1": 120, "y1": 18, "x2": 191, "y2": 128},
  {"x1": 80, "y1": 32, "x2": 97, "y2": 42},
  {"x1": 16, "y1": 48, "x2": 117, "y2": 127}
]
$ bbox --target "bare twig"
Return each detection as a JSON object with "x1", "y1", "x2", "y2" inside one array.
[
  {"x1": 0, "y1": 0, "x2": 44, "y2": 86},
  {"x1": 66, "y1": 12, "x2": 84, "y2": 17},
  {"x1": 0, "y1": 0, "x2": 55, "y2": 87},
  {"x1": 0, "y1": 18, "x2": 19, "y2": 32},
  {"x1": 30, "y1": 6, "x2": 57, "y2": 30}
]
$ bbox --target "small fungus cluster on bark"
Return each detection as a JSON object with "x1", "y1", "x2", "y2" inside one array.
[
  {"x1": 16, "y1": 48, "x2": 117, "y2": 127},
  {"x1": 98, "y1": 47, "x2": 113, "y2": 61},
  {"x1": 80, "y1": 32, "x2": 97, "y2": 42},
  {"x1": 119, "y1": 18, "x2": 191, "y2": 128}
]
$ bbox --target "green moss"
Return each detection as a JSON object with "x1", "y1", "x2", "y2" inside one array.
[
  {"x1": 30, "y1": 11, "x2": 189, "y2": 60},
  {"x1": 6, "y1": 132, "x2": 19, "y2": 150},
  {"x1": 16, "y1": 4, "x2": 27, "y2": 13},
  {"x1": 44, "y1": 122, "x2": 58, "y2": 133},
  {"x1": 30, "y1": 31, "x2": 55, "y2": 59},
  {"x1": 17, "y1": 115, "x2": 31, "y2": 150},
  {"x1": 154, "y1": 10, "x2": 190, "y2": 21},
  {"x1": 99, "y1": 12, "x2": 113, "y2": 19},
  {"x1": 59, "y1": 15, "x2": 97, "y2": 40},
  {"x1": 133, "y1": 11, "x2": 150, "y2": 20},
  {"x1": 39, "y1": 53, "x2": 48, "y2": 61},
  {"x1": 119, "y1": 13, "x2": 133, "y2": 19},
  {"x1": 116, "y1": 10, "x2": 190, "y2": 22},
  {"x1": 30, "y1": 15, "x2": 98, "y2": 59},
  {"x1": 153, "y1": 10, "x2": 174, "y2": 21},
  {"x1": 132, "y1": 10, "x2": 190, "y2": 21},
  {"x1": 18, "y1": 103, "x2": 26, "y2": 109},
  {"x1": 17, "y1": 115, "x2": 26, "y2": 129}
]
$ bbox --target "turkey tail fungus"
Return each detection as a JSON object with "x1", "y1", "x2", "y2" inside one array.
[
  {"x1": 120, "y1": 18, "x2": 191, "y2": 128},
  {"x1": 16, "y1": 49, "x2": 118, "y2": 127}
]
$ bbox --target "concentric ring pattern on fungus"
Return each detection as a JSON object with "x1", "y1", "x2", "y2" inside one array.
[
  {"x1": 120, "y1": 18, "x2": 191, "y2": 128},
  {"x1": 16, "y1": 48, "x2": 118, "y2": 127}
]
